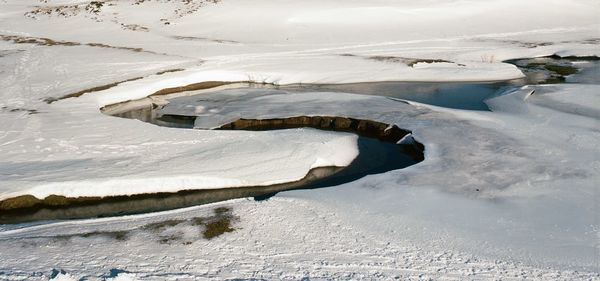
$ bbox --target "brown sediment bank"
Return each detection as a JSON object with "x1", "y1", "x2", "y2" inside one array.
[
  {"x1": 53, "y1": 80, "x2": 266, "y2": 105},
  {"x1": 149, "y1": 80, "x2": 280, "y2": 97},
  {"x1": 219, "y1": 116, "x2": 409, "y2": 142},
  {"x1": 150, "y1": 81, "x2": 245, "y2": 96},
  {"x1": 216, "y1": 116, "x2": 424, "y2": 162},
  {"x1": 0, "y1": 166, "x2": 342, "y2": 224},
  {"x1": 44, "y1": 68, "x2": 187, "y2": 104}
]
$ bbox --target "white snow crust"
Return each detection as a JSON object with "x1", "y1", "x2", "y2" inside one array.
[{"x1": 0, "y1": 0, "x2": 599, "y2": 279}]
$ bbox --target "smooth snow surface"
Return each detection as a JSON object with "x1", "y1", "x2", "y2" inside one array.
[{"x1": 0, "y1": 0, "x2": 599, "y2": 279}]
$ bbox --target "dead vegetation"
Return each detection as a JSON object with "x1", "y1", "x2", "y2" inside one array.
[
  {"x1": 14, "y1": 207, "x2": 236, "y2": 247},
  {"x1": 39, "y1": 230, "x2": 130, "y2": 244},
  {"x1": 0, "y1": 35, "x2": 80, "y2": 47},
  {"x1": 44, "y1": 76, "x2": 145, "y2": 104},
  {"x1": 150, "y1": 81, "x2": 242, "y2": 96},
  {"x1": 171, "y1": 35, "x2": 239, "y2": 44},
  {"x1": 141, "y1": 207, "x2": 236, "y2": 242},
  {"x1": 143, "y1": 206, "x2": 236, "y2": 243},
  {"x1": 43, "y1": 68, "x2": 186, "y2": 104},
  {"x1": 80, "y1": 230, "x2": 129, "y2": 241},
  {"x1": 120, "y1": 23, "x2": 150, "y2": 32},
  {"x1": 1, "y1": 106, "x2": 39, "y2": 115},
  {"x1": 142, "y1": 219, "x2": 186, "y2": 232},
  {"x1": 472, "y1": 38, "x2": 554, "y2": 49},
  {"x1": 580, "y1": 38, "x2": 600, "y2": 44},
  {"x1": 0, "y1": 49, "x2": 24, "y2": 57},
  {"x1": 505, "y1": 55, "x2": 592, "y2": 84},
  {"x1": 340, "y1": 54, "x2": 457, "y2": 67},
  {"x1": 368, "y1": 55, "x2": 455, "y2": 67},
  {"x1": 155, "y1": 68, "x2": 184, "y2": 75},
  {"x1": 25, "y1": 1, "x2": 110, "y2": 19},
  {"x1": 0, "y1": 34, "x2": 159, "y2": 55},
  {"x1": 25, "y1": 4, "x2": 81, "y2": 18},
  {"x1": 24, "y1": 0, "x2": 224, "y2": 31},
  {"x1": 85, "y1": 42, "x2": 144, "y2": 52},
  {"x1": 133, "y1": 0, "x2": 222, "y2": 22},
  {"x1": 199, "y1": 207, "x2": 236, "y2": 239},
  {"x1": 202, "y1": 217, "x2": 234, "y2": 239},
  {"x1": 509, "y1": 40, "x2": 553, "y2": 49}
]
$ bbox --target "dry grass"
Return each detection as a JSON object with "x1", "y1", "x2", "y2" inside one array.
[
  {"x1": 142, "y1": 219, "x2": 186, "y2": 232},
  {"x1": 2, "y1": 106, "x2": 39, "y2": 115},
  {"x1": 80, "y1": 230, "x2": 129, "y2": 241},
  {"x1": 0, "y1": 35, "x2": 80, "y2": 47},
  {"x1": 140, "y1": 206, "x2": 236, "y2": 241},
  {"x1": 203, "y1": 217, "x2": 234, "y2": 239},
  {"x1": 45, "y1": 68, "x2": 186, "y2": 103},
  {"x1": 171, "y1": 35, "x2": 239, "y2": 44},
  {"x1": 0, "y1": 34, "x2": 159, "y2": 55},
  {"x1": 367, "y1": 55, "x2": 454, "y2": 67},
  {"x1": 213, "y1": 206, "x2": 231, "y2": 215}
]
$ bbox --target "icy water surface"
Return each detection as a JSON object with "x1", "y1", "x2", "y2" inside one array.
[
  {"x1": 282, "y1": 81, "x2": 515, "y2": 110},
  {"x1": 282, "y1": 56, "x2": 600, "y2": 110}
]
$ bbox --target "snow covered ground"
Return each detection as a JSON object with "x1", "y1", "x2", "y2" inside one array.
[{"x1": 0, "y1": 0, "x2": 599, "y2": 279}]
